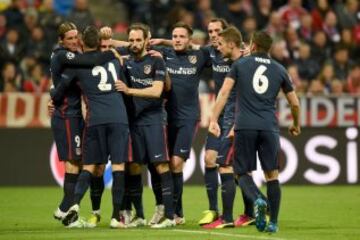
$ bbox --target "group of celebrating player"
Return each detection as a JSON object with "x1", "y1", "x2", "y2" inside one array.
[{"x1": 49, "y1": 16, "x2": 300, "y2": 234}]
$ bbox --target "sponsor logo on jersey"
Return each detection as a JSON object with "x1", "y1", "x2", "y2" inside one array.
[
  {"x1": 212, "y1": 64, "x2": 231, "y2": 73},
  {"x1": 167, "y1": 67, "x2": 197, "y2": 75},
  {"x1": 130, "y1": 76, "x2": 153, "y2": 86}
]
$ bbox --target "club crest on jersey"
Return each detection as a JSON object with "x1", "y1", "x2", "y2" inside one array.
[
  {"x1": 75, "y1": 148, "x2": 81, "y2": 156},
  {"x1": 188, "y1": 55, "x2": 197, "y2": 64},
  {"x1": 66, "y1": 52, "x2": 75, "y2": 60},
  {"x1": 144, "y1": 65, "x2": 152, "y2": 74}
]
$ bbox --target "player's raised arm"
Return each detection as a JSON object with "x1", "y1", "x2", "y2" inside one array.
[
  {"x1": 149, "y1": 38, "x2": 172, "y2": 46},
  {"x1": 286, "y1": 91, "x2": 301, "y2": 136},
  {"x1": 57, "y1": 50, "x2": 116, "y2": 67},
  {"x1": 100, "y1": 26, "x2": 130, "y2": 48}
]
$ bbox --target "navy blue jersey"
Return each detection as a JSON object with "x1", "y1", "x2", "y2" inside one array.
[
  {"x1": 53, "y1": 51, "x2": 128, "y2": 126},
  {"x1": 123, "y1": 54, "x2": 166, "y2": 125},
  {"x1": 50, "y1": 46, "x2": 115, "y2": 119},
  {"x1": 157, "y1": 47, "x2": 209, "y2": 121},
  {"x1": 202, "y1": 45, "x2": 236, "y2": 123},
  {"x1": 228, "y1": 52, "x2": 294, "y2": 132}
]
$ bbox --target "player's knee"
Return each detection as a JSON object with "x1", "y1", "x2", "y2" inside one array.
[
  {"x1": 93, "y1": 164, "x2": 105, "y2": 177},
  {"x1": 83, "y1": 164, "x2": 96, "y2": 174},
  {"x1": 129, "y1": 163, "x2": 142, "y2": 175},
  {"x1": 112, "y1": 163, "x2": 125, "y2": 172},
  {"x1": 65, "y1": 160, "x2": 81, "y2": 173},
  {"x1": 155, "y1": 162, "x2": 170, "y2": 174},
  {"x1": 170, "y1": 156, "x2": 184, "y2": 173},
  {"x1": 204, "y1": 150, "x2": 217, "y2": 167},
  {"x1": 264, "y1": 170, "x2": 278, "y2": 181},
  {"x1": 218, "y1": 165, "x2": 233, "y2": 174}
]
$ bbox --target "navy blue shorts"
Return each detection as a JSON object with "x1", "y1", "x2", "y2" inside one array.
[
  {"x1": 205, "y1": 119, "x2": 234, "y2": 166},
  {"x1": 82, "y1": 123, "x2": 129, "y2": 165},
  {"x1": 130, "y1": 124, "x2": 169, "y2": 164},
  {"x1": 167, "y1": 120, "x2": 198, "y2": 160},
  {"x1": 234, "y1": 130, "x2": 280, "y2": 175},
  {"x1": 51, "y1": 116, "x2": 84, "y2": 161}
]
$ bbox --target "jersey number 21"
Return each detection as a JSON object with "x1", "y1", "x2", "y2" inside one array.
[{"x1": 92, "y1": 62, "x2": 118, "y2": 91}]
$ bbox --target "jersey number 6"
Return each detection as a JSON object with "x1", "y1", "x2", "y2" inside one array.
[{"x1": 252, "y1": 65, "x2": 269, "y2": 94}]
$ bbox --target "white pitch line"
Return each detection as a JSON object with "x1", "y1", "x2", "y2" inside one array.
[
  {"x1": 1, "y1": 228, "x2": 290, "y2": 240},
  {"x1": 172, "y1": 229, "x2": 289, "y2": 240}
]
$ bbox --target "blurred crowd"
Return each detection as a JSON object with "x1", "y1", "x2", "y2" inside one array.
[
  {"x1": 0, "y1": 0, "x2": 359, "y2": 96},
  {"x1": 0, "y1": 0, "x2": 94, "y2": 93}
]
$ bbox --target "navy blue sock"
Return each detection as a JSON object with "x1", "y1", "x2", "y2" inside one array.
[
  {"x1": 220, "y1": 173, "x2": 235, "y2": 223},
  {"x1": 241, "y1": 188, "x2": 254, "y2": 217},
  {"x1": 90, "y1": 176, "x2": 104, "y2": 212},
  {"x1": 160, "y1": 171, "x2": 174, "y2": 219},
  {"x1": 238, "y1": 175, "x2": 260, "y2": 203},
  {"x1": 172, "y1": 172, "x2": 183, "y2": 217},
  {"x1": 120, "y1": 171, "x2": 131, "y2": 211},
  {"x1": 111, "y1": 171, "x2": 125, "y2": 220},
  {"x1": 129, "y1": 174, "x2": 144, "y2": 218},
  {"x1": 149, "y1": 164, "x2": 163, "y2": 205},
  {"x1": 59, "y1": 173, "x2": 78, "y2": 212},
  {"x1": 205, "y1": 167, "x2": 218, "y2": 212},
  {"x1": 267, "y1": 180, "x2": 281, "y2": 224},
  {"x1": 74, "y1": 170, "x2": 92, "y2": 205}
]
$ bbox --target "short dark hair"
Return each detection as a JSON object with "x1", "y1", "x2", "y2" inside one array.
[
  {"x1": 82, "y1": 26, "x2": 100, "y2": 49},
  {"x1": 251, "y1": 31, "x2": 273, "y2": 53},
  {"x1": 209, "y1": 18, "x2": 229, "y2": 30},
  {"x1": 58, "y1": 22, "x2": 77, "y2": 40},
  {"x1": 172, "y1": 21, "x2": 193, "y2": 36},
  {"x1": 127, "y1": 23, "x2": 150, "y2": 39},
  {"x1": 219, "y1": 26, "x2": 243, "y2": 48}
]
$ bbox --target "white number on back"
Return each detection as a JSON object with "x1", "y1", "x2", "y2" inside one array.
[
  {"x1": 252, "y1": 65, "x2": 269, "y2": 94},
  {"x1": 92, "y1": 62, "x2": 118, "y2": 91},
  {"x1": 74, "y1": 135, "x2": 81, "y2": 147}
]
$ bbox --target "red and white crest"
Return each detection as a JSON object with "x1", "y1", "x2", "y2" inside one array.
[
  {"x1": 188, "y1": 55, "x2": 197, "y2": 64},
  {"x1": 144, "y1": 65, "x2": 152, "y2": 74}
]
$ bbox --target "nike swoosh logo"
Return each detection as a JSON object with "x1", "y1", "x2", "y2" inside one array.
[
  {"x1": 154, "y1": 154, "x2": 163, "y2": 158},
  {"x1": 126, "y1": 66, "x2": 132, "y2": 69},
  {"x1": 166, "y1": 57, "x2": 174, "y2": 60},
  {"x1": 180, "y1": 149, "x2": 189, "y2": 153}
]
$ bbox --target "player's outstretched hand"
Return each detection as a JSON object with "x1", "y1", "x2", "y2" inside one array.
[
  {"x1": 288, "y1": 125, "x2": 301, "y2": 136},
  {"x1": 100, "y1": 26, "x2": 112, "y2": 39},
  {"x1": 115, "y1": 81, "x2": 129, "y2": 95},
  {"x1": 48, "y1": 100, "x2": 54, "y2": 117},
  {"x1": 148, "y1": 50, "x2": 163, "y2": 58},
  {"x1": 209, "y1": 121, "x2": 221, "y2": 138}
]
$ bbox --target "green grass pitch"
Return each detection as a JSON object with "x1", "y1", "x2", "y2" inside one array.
[{"x1": 0, "y1": 186, "x2": 359, "y2": 240}]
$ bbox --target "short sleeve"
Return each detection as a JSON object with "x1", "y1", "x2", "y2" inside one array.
[
  {"x1": 227, "y1": 62, "x2": 239, "y2": 82},
  {"x1": 280, "y1": 67, "x2": 294, "y2": 93},
  {"x1": 200, "y1": 46, "x2": 212, "y2": 67}
]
